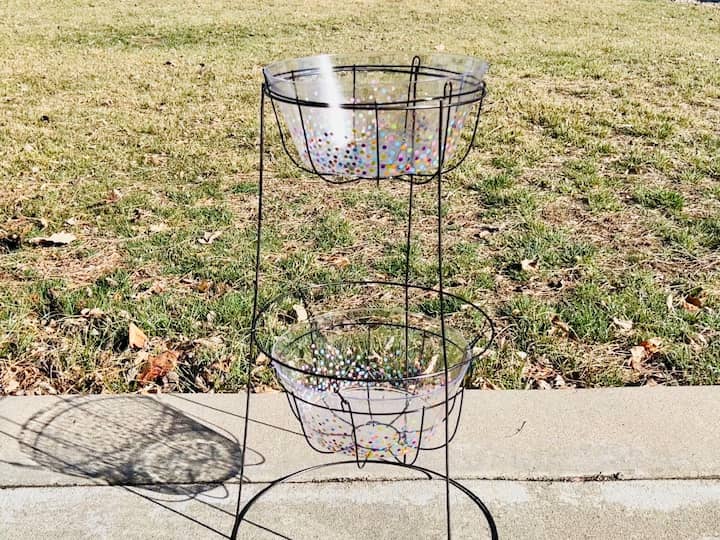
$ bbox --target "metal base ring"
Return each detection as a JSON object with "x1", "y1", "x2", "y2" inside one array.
[{"x1": 232, "y1": 460, "x2": 499, "y2": 539}]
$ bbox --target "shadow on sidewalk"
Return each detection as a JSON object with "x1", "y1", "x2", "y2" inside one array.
[
  {"x1": 6, "y1": 395, "x2": 277, "y2": 538},
  {"x1": 19, "y1": 395, "x2": 257, "y2": 493}
]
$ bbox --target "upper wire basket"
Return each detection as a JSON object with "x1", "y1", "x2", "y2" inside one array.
[
  {"x1": 253, "y1": 282, "x2": 494, "y2": 465},
  {"x1": 263, "y1": 53, "x2": 488, "y2": 183}
]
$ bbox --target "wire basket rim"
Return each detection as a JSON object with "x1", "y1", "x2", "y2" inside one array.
[
  {"x1": 252, "y1": 280, "x2": 494, "y2": 384},
  {"x1": 263, "y1": 52, "x2": 488, "y2": 110}
]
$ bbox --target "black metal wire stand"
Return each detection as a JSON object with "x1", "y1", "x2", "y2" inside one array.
[{"x1": 232, "y1": 56, "x2": 497, "y2": 539}]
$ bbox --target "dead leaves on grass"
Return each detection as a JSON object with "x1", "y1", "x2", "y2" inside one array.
[
  {"x1": 137, "y1": 350, "x2": 181, "y2": 384},
  {"x1": 132, "y1": 337, "x2": 232, "y2": 391},
  {"x1": 198, "y1": 231, "x2": 222, "y2": 244},
  {"x1": 628, "y1": 337, "x2": 663, "y2": 381},
  {"x1": 28, "y1": 231, "x2": 76, "y2": 246},
  {"x1": 549, "y1": 314, "x2": 574, "y2": 338},
  {"x1": 521, "y1": 356, "x2": 572, "y2": 390},
  {"x1": 128, "y1": 322, "x2": 147, "y2": 349},
  {"x1": 106, "y1": 189, "x2": 122, "y2": 204},
  {"x1": 666, "y1": 291, "x2": 707, "y2": 314},
  {"x1": 292, "y1": 304, "x2": 309, "y2": 323},
  {"x1": 520, "y1": 258, "x2": 539, "y2": 273},
  {"x1": 328, "y1": 254, "x2": 351, "y2": 269},
  {"x1": 612, "y1": 317, "x2": 634, "y2": 333},
  {"x1": 1, "y1": 363, "x2": 53, "y2": 396}
]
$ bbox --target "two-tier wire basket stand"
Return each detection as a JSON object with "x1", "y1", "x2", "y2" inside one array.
[{"x1": 232, "y1": 53, "x2": 498, "y2": 539}]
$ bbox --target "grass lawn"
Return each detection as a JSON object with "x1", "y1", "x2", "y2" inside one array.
[{"x1": 1, "y1": 0, "x2": 719, "y2": 394}]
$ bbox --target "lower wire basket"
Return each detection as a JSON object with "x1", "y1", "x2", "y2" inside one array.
[{"x1": 253, "y1": 281, "x2": 494, "y2": 464}]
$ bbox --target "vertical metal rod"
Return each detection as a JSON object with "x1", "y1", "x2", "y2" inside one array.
[
  {"x1": 401, "y1": 60, "x2": 421, "y2": 465},
  {"x1": 232, "y1": 84, "x2": 267, "y2": 539},
  {"x1": 401, "y1": 178, "x2": 414, "y2": 467},
  {"x1": 352, "y1": 64, "x2": 357, "y2": 137},
  {"x1": 403, "y1": 182, "x2": 415, "y2": 368},
  {"x1": 403, "y1": 57, "x2": 420, "y2": 375},
  {"x1": 404, "y1": 55, "x2": 421, "y2": 131},
  {"x1": 437, "y1": 85, "x2": 453, "y2": 540},
  {"x1": 374, "y1": 103, "x2": 381, "y2": 187}
]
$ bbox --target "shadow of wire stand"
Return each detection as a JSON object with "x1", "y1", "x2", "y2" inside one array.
[{"x1": 19, "y1": 396, "x2": 261, "y2": 496}]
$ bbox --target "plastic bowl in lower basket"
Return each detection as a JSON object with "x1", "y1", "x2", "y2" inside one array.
[{"x1": 270, "y1": 307, "x2": 473, "y2": 462}]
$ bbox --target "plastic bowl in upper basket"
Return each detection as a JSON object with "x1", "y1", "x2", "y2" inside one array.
[
  {"x1": 263, "y1": 54, "x2": 488, "y2": 180},
  {"x1": 255, "y1": 282, "x2": 494, "y2": 463}
]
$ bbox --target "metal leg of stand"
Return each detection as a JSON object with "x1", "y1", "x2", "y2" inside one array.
[
  {"x1": 231, "y1": 84, "x2": 266, "y2": 540},
  {"x1": 437, "y1": 85, "x2": 453, "y2": 539}
]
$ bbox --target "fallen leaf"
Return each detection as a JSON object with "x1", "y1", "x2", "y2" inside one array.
[
  {"x1": 629, "y1": 345, "x2": 648, "y2": 372},
  {"x1": 520, "y1": 258, "x2": 538, "y2": 272},
  {"x1": 194, "y1": 336, "x2": 223, "y2": 349},
  {"x1": 196, "y1": 279, "x2": 213, "y2": 293},
  {"x1": 476, "y1": 225, "x2": 501, "y2": 239},
  {"x1": 149, "y1": 223, "x2": 169, "y2": 233},
  {"x1": 198, "y1": 231, "x2": 222, "y2": 244},
  {"x1": 251, "y1": 365, "x2": 267, "y2": 378},
  {"x1": 106, "y1": 189, "x2": 122, "y2": 203},
  {"x1": 328, "y1": 254, "x2": 350, "y2": 269},
  {"x1": 4, "y1": 378, "x2": 20, "y2": 394},
  {"x1": 689, "y1": 332, "x2": 708, "y2": 352},
  {"x1": 81, "y1": 307, "x2": 105, "y2": 319},
  {"x1": 135, "y1": 280, "x2": 166, "y2": 300},
  {"x1": 138, "y1": 350, "x2": 180, "y2": 384},
  {"x1": 128, "y1": 322, "x2": 147, "y2": 349},
  {"x1": 479, "y1": 378, "x2": 497, "y2": 390},
  {"x1": 145, "y1": 154, "x2": 167, "y2": 166},
  {"x1": 64, "y1": 217, "x2": 78, "y2": 226},
  {"x1": 131, "y1": 208, "x2": 152, "y2": 223},
  {"x1": 29, "y1": 231, "x2": 76, "y2": 246},
  {"x1": 685, "y1": 295, "x2": 703, "y2": 308},
  {"x1": 550, "y1": 315, "x2": 572, "y2": 337},
  {"x1": 640, "y1": 337, "x2": 662, "y2": 355},
  {"x1": 35, "y1": 381, "x2": 57, "y2": 395},
  {"x1": 292, "y1": 304, "x2": 308, "y2": 323},
  {"x1": 255, "y1": 353, "x2": 270, "y2": 366},
  {"x1": 612, "y1": 317, "x2": 634, "y2": 332},
  {"x1": 194, "y1": 373, "x2": 209, "y2": 391}
]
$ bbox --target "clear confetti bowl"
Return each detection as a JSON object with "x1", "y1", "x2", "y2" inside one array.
[
  {"x1": 263, "y1": 54, "x2": 488, "y2": 180},
  {"x1": 255, "y1": 282, "x2": 493, "y2": 462}
]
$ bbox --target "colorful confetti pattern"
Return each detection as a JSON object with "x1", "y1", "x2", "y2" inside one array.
[
  {"x1": 276, "y1": 86, "x2": 472, "y2": 178},
  {"x1": 273, "y1": 328, "x2": 470, "y2": 459}
]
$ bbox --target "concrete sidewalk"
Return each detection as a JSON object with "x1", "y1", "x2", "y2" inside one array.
[{"x1": 1, "y1": 388, "x2": 719, "y2": 538}]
